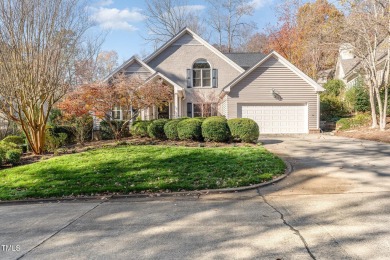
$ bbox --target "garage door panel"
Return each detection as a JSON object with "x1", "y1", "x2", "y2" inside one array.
[{"x1": 241, "y1": 104, "x2": 307, "y2": 134}]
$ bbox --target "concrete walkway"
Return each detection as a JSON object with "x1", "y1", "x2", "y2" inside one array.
[{"x1": 0, "y1": 135, "x2": 389, "y2": 259}]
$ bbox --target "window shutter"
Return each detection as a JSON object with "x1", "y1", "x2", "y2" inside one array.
[
  {"x1": 187, "y1": 103, "x2": 193, "y2": 117},
  {"x1": 187, "y1": 69, "x2": 192, "y2": 88},
  {"x1": 212, "y1": 69, "x2": 218, "y2": 88}
]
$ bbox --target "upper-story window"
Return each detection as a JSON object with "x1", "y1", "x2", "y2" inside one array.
[{"x1": 193, "y1": 60, "x2": 211, "y2": 87}]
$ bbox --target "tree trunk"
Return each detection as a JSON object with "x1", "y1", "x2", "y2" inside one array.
[
  {"x1": 374, "y1": 87, "x2": 385, "y2": 131},
  {"x1": 369, "y1": 85, "x2": 378, "y2": 128},
  {"x1": 380, "y1": 86, "x2": 388, "y2": 130}
]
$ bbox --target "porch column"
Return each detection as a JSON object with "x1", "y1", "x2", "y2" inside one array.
[
  {"x1": 178, "y1": 97, "x2": 182, "y2": 117},
  {"x1": 174, "y1": 93, "x2": 179, "y2": 119}
]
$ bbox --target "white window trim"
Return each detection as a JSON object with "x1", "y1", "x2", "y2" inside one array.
[
  {"x1": 192, "y1": 59, "x2": 212, "y2": 88},
  {"x1": 112, "y1": 106, "x2": 122, "y2": 120}
]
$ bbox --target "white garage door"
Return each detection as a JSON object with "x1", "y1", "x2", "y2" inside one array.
[{"x1": 241, "y1": 104, "x2": 308, "y2": 134}]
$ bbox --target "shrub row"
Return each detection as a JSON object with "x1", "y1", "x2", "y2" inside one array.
[{"x1": 130, "y1": 117, "x2": 259, "y2": 143}]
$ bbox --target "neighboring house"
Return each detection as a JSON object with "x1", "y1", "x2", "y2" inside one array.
[
  {"x1": 104, "y1": 28, "x2": 324, "y2": 134},
  {"x1": 335, "y1": 42, "x2": 388, "y2": 88},
  {"x1": 334, "y1": 43, "x2": 362, "y2": 88}
]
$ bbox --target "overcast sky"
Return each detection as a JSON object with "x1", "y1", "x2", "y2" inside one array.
[{"x1": 88, "y1": 0, "x2": 281, "y2": 62}]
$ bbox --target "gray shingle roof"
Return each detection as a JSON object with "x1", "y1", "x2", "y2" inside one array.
[
  {"x1": 223, "y1": 52, "x2": 266, "y2": 70},
  {"x1": 341, "y1": 58, "x2": 360, "y2": 75}
]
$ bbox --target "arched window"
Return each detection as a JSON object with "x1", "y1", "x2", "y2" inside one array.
[{"x1": 192, "y1": 60, "x2": 211, "y2": 87}]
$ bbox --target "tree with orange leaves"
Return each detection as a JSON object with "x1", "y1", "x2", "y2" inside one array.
[
  {"x1": 265, "y1": 0, "x2": 344, "y2": 79},
  {"x1": 59, "y1": 74, "x2": 173, "y2": 140}
]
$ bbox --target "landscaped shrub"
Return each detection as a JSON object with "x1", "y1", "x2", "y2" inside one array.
[
  {"x1": 0, "y1": 146, "x2": 5, "y2": 165},
  {"x1": 320, "y1": 94, "x2": 347, "y2": 121},
  {"x1": 2, "y1": 135, "x2": 27, "y2": 153},
  {"x1": 201, "y1": 116, "x2": 230, "y2": 142},
  {"x1": 323, "y1": 79, "x2": 346, "y2": 96},
  {"x1": 45, "y1": 128, "x2": 68, "y2": 152},
  {"x1": 130, "y1": 121, "x2": 152, "y2": 137},
  {"x1": 164, "y1": 119, "x2": 182, "y2": 140},
  {"x1": 336, "y1": 113, "x2": 371, "y2": 130},
  {"x1": 321, "y1": 79, "x2": 348, "y2": 121},
  {"x1": 0, "y1": 141, "x2": 23, "y2": 166},
  {"x1": 2, "y1": 135, "x2": 25, "y2": 145},
  {"x1": 100, "y1": 120, "x2": 130, "y2": 140},
  {"x1": 148, "y1": 119, "x2": 169, "y2": 139},
  {"x1": 5, "y1": 149, "x2": 21, "y2": 165},
  {"x1": 227, "y1": 118, "x2": 259, "y2": 143},
  {"x1": 345, "y1": 85, "x2": 370, "y2": 113},
  {"x1": 177, "y1": 118, "x2": 203, "y2": 141}
]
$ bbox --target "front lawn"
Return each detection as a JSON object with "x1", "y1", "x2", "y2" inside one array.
[{"x1": 0, "y1": 145, "x2": 285, "y2": 200}]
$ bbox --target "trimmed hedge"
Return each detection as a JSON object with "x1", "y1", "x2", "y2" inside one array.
[
  {"x1": 148, "y1": 119, "x2": 169, "y2": 139},
  {"x1": 177, "y1": 118, "x2": 203, "y2": 141},
  {"x1": 201, "y1": 116, "x2": 230, "y2": 142},
  {"x1": 227, "y1": 118, "x2": 259, "y2": 143},
  {"x1": 2, "y1": 135, "x2": 25, "y2": 145},
  {"x1": 130, "y1": 121, "x2": 152, "y2": 137},
  {"x1": 164, "y1": 119, "x2": 182, "y2": 140}
]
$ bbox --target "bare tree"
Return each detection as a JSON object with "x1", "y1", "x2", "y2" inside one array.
[
  {"x1": 75, "y1": 50, "x2": 119, "y2": 84},
  {"x1": 206, "y1": 0, "x2": 255, "y2": 52},
  {"x1": 342, "y1": 0, "x2": 390, "y2": 130},
  {"x1": 0, "y1": 0, "x2": 102, "y2": 154},
  {"x1": 144, "y1": 0, "x2": 206, "y2": 48}
]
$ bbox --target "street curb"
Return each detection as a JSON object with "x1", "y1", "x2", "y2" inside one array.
[{"x1": 0, "y1": 157, "x2": 293, "y2": 205}]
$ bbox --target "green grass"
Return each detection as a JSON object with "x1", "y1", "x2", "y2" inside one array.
[{"x1": 0, "y1": 145, "x2": 285, "y2": 200}]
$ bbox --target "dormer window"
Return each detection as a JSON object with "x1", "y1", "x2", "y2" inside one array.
[{"x1": 192, "y1": 60, "x2": 211, "y2": 87}]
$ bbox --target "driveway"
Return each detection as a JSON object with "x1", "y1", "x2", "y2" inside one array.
[{"x1": 1, "y1": 135, "x2": 389, "y2": 260}]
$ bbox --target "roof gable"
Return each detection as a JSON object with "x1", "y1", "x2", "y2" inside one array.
[
  {"x1": 103, "y1": 56, "x2": 155, "y2": 82},
  {"x1": 224, "y1": 51, "x2": 325, "y2": 92},
  {"x1": 144, "y1": 27, "x2": 244, "y2": 73}
]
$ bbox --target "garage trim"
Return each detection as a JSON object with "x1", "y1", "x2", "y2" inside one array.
[{"x1": 238, "y1": 103, "x2": 309, "y2": 134}]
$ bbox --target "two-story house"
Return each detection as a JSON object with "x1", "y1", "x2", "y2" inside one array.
[{"x1": 103, "y1": 28, "x2": 324, "y2": 134}]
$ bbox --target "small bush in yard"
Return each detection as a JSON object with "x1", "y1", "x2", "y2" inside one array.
[
  {"x1": 164, "y1": 119, "x2": 182, "y2": 140},
  {"x1": 2, "y1": 135, "x2": 25, "y2": 145},
  {"x1": 45, "y1": 128, "x2": 67, "y2": 152},
  {"x1": 0, "y1": 141, "x2": 22, "y2": 166},
  {"x1": 202, "y1": 116, "x2": 230, "y2": 142},
  {"x1": 148, "y1": 119, "x2": 169, "y2": 139},
  {"x1": 227, "y1": 118, "x2": 259, "y2": 143},
  {"x1": 0, "y1": 146, "x2": 5, "y2": 165},
  {"x1": 177, "y1": 118, "x2": 203, "y2": 141},
  {"x1": 130, "y1": 121, "x2": 152, "y2": 137},
  {"x1": 5, "y1": 149, "x2": 21, "y2": 165},
  {"x1": 100, "y1": 120, "x2": 129, "y2": 140},
  {"x1": 336, "y1": 114, "x2": 371, "y2": 130}
]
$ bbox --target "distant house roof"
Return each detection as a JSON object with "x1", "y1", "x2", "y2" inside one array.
[
  {"x1": 341, "y1": 58, "x2": 361, "y2": 76},
  {"x1": 223, "y1": 52, "x2": 266, "y2": 70}
]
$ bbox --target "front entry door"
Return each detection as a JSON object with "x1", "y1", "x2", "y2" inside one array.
[{"x1": 158, "y1": 103, "x2": 170, "y2": 119}]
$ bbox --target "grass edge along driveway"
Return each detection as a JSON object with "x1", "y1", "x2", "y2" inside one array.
[{"x1": 0, "y1": 145, "x2": 285, "y2": 200}]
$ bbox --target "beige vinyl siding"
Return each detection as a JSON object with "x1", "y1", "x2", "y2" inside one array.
[
  {"x1": 172, "y1": 33, "x2": 202, "y2": 45},
  {"x1": 124, "y1": 62, "x2": 152, "y2": 81},
  {"x1": 227, "y1": 58, "x2": 319, "y2": 130},
  {"x1": 147, "y1": 33, "x2": 241, "y2": 117},
  {"x1": 147, "y1": 46, "x2": 240, "y2": 91}
]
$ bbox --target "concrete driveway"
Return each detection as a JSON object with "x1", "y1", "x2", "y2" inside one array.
[{"x1": 1, "y1": 135, "x2": 389, "y2": 260}]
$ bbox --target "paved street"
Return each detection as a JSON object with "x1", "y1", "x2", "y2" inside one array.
[{"x1": 1, "y1": 135, "x2": 389, "y2": 259}]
